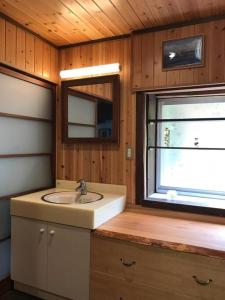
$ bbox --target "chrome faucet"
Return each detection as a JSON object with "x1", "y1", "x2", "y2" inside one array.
[{"x1": 75, "y1": 179, "x2": 87, "y2": 195}]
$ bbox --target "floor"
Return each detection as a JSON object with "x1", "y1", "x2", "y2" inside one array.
[{"x1": 0, "y1": 291, "x2": 41, "y2": 300}]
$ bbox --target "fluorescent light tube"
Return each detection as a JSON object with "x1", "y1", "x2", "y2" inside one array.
[{"x1": 60, "y1": 63, "x2": 120, "y2": 79}]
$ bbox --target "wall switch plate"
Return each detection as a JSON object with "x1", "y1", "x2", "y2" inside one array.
[{"x1": 126, "y1": 146, "x2": 133, "y2": 160}]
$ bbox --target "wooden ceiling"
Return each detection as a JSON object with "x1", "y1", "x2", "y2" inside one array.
[{"x1": 1, "y1": 0, "x2": 225, "y2": 47}]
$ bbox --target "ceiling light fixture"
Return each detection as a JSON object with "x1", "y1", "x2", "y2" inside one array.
[{"x1": 60, "y1": 63, "x2": 120, "y2": 79}]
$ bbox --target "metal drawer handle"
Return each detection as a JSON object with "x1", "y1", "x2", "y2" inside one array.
[
  {"x1": 193, "y1": 275, "x2": 212, "y2": 286},
  {"x1": 120, "y1": 258, "x2": 136, "y2": 267}
]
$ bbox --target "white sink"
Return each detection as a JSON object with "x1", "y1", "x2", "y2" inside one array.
[
  {"x1": 11, "y1": 180, "x2": 126, "y2": 229},
  {"x1": 42, "y1": 191, "x2": 103, "y2": 204}
]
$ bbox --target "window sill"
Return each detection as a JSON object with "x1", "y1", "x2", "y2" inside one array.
[{"x1": 143, "y1": 193, "x2": 225, "y2": 217}]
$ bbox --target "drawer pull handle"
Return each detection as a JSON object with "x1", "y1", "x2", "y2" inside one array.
[
  {"x1": 193, "y1": 275, "x2": 212, "y2": 286},
  {"x1": 120, "y1": 258, "x2": 136, "y2": 267}
]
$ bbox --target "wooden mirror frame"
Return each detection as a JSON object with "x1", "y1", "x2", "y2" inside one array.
[{"x1": 61, "y1": 74, "x2": 120, "y2": 144}]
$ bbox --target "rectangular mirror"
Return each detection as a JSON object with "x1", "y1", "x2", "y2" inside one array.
[{"x1": 62, "y1": 75, "x2": 120, "y2": 143}]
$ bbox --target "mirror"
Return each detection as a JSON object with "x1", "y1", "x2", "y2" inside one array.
[{"x1": 62, "y1": 75, "x2": 120, "y2": 143}]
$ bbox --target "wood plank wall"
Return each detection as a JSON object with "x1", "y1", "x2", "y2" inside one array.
[
  {"x1": 58, "y1": 39, "x2": 136, "y2": 203},
  {"x1": 2, "y1": 15, "x2": 225, "y2": 204},
  {"x1": 132, "y1": 19, "x2": 225, "y2": 90},
  {"x1": 0, "y1": 16, "x2": 59, "y2": 83}
]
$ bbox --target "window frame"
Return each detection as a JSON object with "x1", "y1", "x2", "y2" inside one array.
[{"x1": 136, "y1": 86, "x2": 225, "y2": 217}]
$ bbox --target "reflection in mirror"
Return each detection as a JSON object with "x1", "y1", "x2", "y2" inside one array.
[
  {"x1": 68, "y1": 83, "x2": 113, "y2": 138},
  {"x1": 62, "y1": 75, "x2": 120, "y2": 143}
]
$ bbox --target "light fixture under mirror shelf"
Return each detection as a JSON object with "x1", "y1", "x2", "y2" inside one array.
[{"x1": 61, "y1": 74, "x2": 120, "y2": 144}]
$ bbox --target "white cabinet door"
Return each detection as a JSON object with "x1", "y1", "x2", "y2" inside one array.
[
  {"x1": 47, "y1": 223, "x2": 90, "y2": 300},
  {"x1": 11, "y1": 216, "x2": 47, "y2": 290}
]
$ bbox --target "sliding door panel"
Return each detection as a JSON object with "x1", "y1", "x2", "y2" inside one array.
[
  {"x1": 68, "y1": 124, "x2": 95, "y2": 138},
  {"x1": 0, "y1": 73, "x2": 52, "y2": 120},
  {"x1": 0, "y1": 239, "x2": 10, "y2": 280},
  {"x1": 0, "y1": 156, "x2": 52, "y2": 197},
  {"x1": 0, "y1": 200, "x2": 10, "y2": 240},
  {"x1": 0, "y1": 117, "x2": 52, "y2": 154},
  {"x1": 68, "y1": 95, "x2": 96, "y2": 124}
]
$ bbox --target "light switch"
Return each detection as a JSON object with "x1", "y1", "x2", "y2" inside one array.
[{"x1": 126, "y1": 146, "x2": 133, "y2": 160}]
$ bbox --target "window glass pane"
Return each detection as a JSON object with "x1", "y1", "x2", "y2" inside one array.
[
  {"x1": 0, "y1": 156, "x2": 52, "y2": 197},
  {"x1": 0, "y1": 73, "x2": 52, "y2": 119},
  {"x1": 68, "y1": 125, "x2": 96, "y2": 138},
  {"x1": 157, "y1": 149, "x2": 225, "y2": 195},
  {"x1": 0, "y1": 117, "x2": 52, "y2": 154},
  {"x1": 158, "y1": 95, "x2": 225, "y2": 119},
  {"x1": 147, "y1": 122, "x2": 155, "y2": 147},
  {"x1": 68, "y1": 95, "x2": 96, "y2": 125},
  {"x1": 157, "y1": 120, "x2": 225, "y2": 148}
]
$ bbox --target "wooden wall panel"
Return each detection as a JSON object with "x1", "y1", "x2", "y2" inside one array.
[
  {"x1": 0, "y1": 16, "x2": 59, "y2": 83},
  {"x1": 132, "y1": 19, "x2": 225, "y2": 90},
  {"x1": 16, "y1": 28, "x2": 26, "y2": 70},
  {"x1": 58, "y1": 38, "x2": 136, "y2": 203}
]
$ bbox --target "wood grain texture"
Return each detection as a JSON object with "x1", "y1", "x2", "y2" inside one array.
[
  {"x1": 132, "y1": 19, "x2": 225, "y2": 90},
  {"x1": 2, "y1": 0, "x2": 225, "y2": 45},
  {"x1": 58, "y1": 38, "x2": 135, "y2": 203},
  {"x1": 94, "y1": 211, "x2": 225, "y2": 259},
  {"x1": 91, "y1": 271, "x2": 196, "y2": 300},
  {"x1": 91, "y1": 235, "x2": 225, "y2": 299},
  {"x1": 0, "y1": 16, "x2": 59, "y2": 83}
]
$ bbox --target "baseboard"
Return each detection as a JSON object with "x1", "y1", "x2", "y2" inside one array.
[
  {"x1": 0, "y1": 276, "x2": 13, "y2": 296},
  {"x1": 14, "y1": 282, "x2": 68, "y2": 300}
]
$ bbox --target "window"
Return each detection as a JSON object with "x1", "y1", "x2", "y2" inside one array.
[{"x1": 136, "y1": 90, "x2": 225, "y2": 215}]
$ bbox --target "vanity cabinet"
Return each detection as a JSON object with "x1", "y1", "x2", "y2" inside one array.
[
  {"x1": 11, "y1": 216, "x2": 90, "y2": 300},
  {"x1": 91, "y1": 235, "x2": 225, "y2": 300}
]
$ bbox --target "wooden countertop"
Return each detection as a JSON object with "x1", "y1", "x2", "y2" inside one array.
[{"x1": 94, "y1": 210, "x2": 225, "y2": 259}]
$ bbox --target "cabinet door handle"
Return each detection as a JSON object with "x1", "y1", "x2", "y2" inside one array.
[
  {"x1": 192, "y1": 275, "x2": 212, "y2": 286},
  {"x1": 120, "y1": 258, "x2": 136, "y2": 267},
  {"x1": 40, "y1": 228, "x2": 45, "y2": 233},
  {"x1": 49, "y1": 230, "x2": 55, "y2": 236}
]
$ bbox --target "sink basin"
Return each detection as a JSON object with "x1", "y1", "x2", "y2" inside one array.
[{"x1": 42, "y1": 191, "x2": 103, "y2": 204}]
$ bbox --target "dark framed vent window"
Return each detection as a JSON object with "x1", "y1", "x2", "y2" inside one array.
[{"x1": 137, "y1": 90, "x2": 225, "y2": 216}]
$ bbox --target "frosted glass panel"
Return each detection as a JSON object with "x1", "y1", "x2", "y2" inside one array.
[
  {"x1": 0, "y1": 73, "x2": 52, "y2": 119},
  {"x1": 0, "y1": 200, "x2": 10, "y2": 239},
  {"x1": 68, "y1": 95, "x2": 96, "y2": 125},
  {"x1": 0, "y1": 156, "x2": 52, "y2": 197},
  {"x1": 157, "y1": 149, "x2": 225, "y2": 194},
  {"x1": 158, "y1": 120, "x2": 225, "y2": 148},
  {"x1": 68, "y1": 125, "x2": 95, "y2": 138},
  {"x1": 158, "y1": 95, "x2": 225, "y2": 119},
  {"x1": 0, "y1": 117, "x2": 52, "y2": 154},
  {"x1": 0, "y1": 239, "x2": 10, "y2": 280}
]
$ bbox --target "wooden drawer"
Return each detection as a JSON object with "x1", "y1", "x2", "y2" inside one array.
[
  {"x1": 91, "y1": 236, "x2": 225, "y2": 300},
  {"x1": 90, "y1": 271, "x2": 199, "y2": 300}
]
